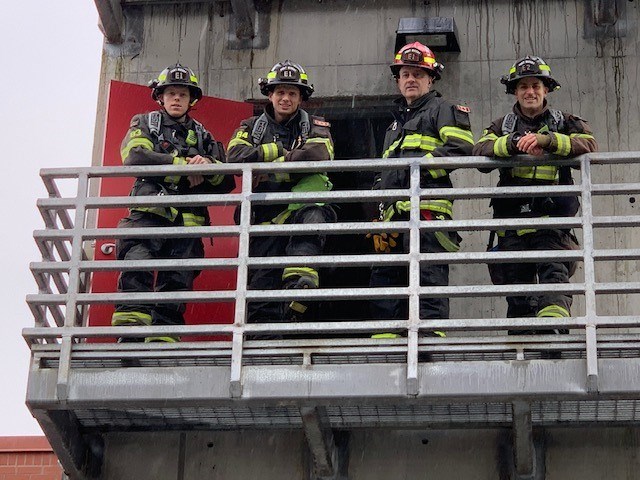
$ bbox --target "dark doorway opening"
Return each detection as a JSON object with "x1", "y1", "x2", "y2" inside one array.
[{"x1": 307, "y1": 99, "x2": 395, "y2": 322}]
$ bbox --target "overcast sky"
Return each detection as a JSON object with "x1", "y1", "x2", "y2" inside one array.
[{"x1": 0, "y1": 1, "x2": 103, "y2": 435}]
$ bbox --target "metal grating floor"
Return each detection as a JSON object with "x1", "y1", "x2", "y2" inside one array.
[{"x1": 70, "y1": 400, "x2": 640, "y2": 431}]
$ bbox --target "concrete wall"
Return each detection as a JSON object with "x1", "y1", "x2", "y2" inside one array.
[{"x1": 100, "y1": 427, "x2": 640, "y2": 479}]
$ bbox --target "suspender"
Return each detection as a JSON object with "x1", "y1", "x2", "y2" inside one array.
[
  {"x1": 500, "y1": 109, "x2": 564, "y2": 135},
  {"x1": 147, "y1": 112, "x2": 205, "y2": 152},
  {"x1": 250, "y1": 110, "x2": 311, "y2": 146}
]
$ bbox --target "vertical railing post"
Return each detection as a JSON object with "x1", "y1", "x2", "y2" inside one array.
[
  {"x1": 407, "y1": 158, "x2": 421, "y2": 396},
  {"x1": 230, "y1": 165, "x2": 253, "y2": 398},
  {"x1": 579, "y1": 154, "x2": 599, "y2": 392},
  {"x1": 56, "y1": 172, "x2": 89, "y2": 401}
]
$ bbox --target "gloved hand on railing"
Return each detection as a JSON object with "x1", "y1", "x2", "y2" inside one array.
[{"x1": 366, "y1": 219, "x2": 401, "y2": 253}]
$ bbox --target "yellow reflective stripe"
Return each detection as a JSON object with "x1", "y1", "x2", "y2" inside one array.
[
  {"x1": 186, "y1": 130, "x2": 197, "y2": 146},
  {"x1": 306, "y1": 137, "x2": 335, "y2": 159},
  {"x1": 493, "y1": 135, "x2": 510, "y2": 157},
  {"x1": 271, "y1": 156, "x2": 291, "y2": 183},
  {"x1": 434, "y1": 231, "x2": 459, "y2": 252},
  {"x1": 477, "y1": 131, "x2": 499, "y2": 143},
  {"x1": 282, "y1": 267, "x2": 319, "y2": 285},
  {"x1": 497, "y1": 229, "x2": 537, "y2": 236},
  {"x1": 271, "y1": 209, "x2": 293, "y2": 224},
  {"x1": 121, "y1": 137, "x2": 154, "y2": 162},
  {"x1": 421, "y1": 199, "x2": 453, "y2": 216},
  {"x1": 383, "y1": 138, "x2": 402, "y2": 158},
  {"x1": 421, "y1": 152, "x2": 447, "y2": 179},
  {"x1": 553, "y1": 133, "x2": 571, "y2": 156},
  {"x1": 163, "y1": 156, "x2": 188, "y2": 185},
  {"x1": 439, "y1": 126, "x2": 474, "y2": 145},
  {"x1": 227, "y1": 137, "x2": 253, "y2": 149},
  {"x1": 261, "y1": 142, "x2": 280, "y2": 162},
  {"x1": 570, "y1": 133, "x2": 595, "y2": 140},
  {"x1": 111, "y1": 311, "x2": 152, "y2": 326},
  {"x1": 537, "y1": 305, "x2": 570, "y2": 318},
  {"x1": 372, "y1": 333, "x2": 402, "y2": 339},
  {"x1": 182, "y1": 212, "x2": 206, "y2": 227},
  {"x1": 384, "y1": 199, "x2": 453, "y2": 220},
  {"x1": 511, "y1": 165, "x2": 559, "y2": 181},
  {"x1": 145, "y1": 336, "x2": 179, "y2": 343},
  {"x1": 539, "y1": 64, "x2": 551, "y2": 72},
  {"x1": 132, "y1": 206, "x2": 179, "y2": 222}
]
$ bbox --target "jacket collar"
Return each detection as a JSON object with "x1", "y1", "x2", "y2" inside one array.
[
  {"x1": 513, "y1": 99, "x2": 549, "y2": 123},
  {"x1": 264, "y1": 103, "x2": 302, "y2": 127}
]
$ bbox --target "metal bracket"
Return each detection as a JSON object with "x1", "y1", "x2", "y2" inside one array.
[
  {"x1": 499, "y1": 402, "x2": 546, "y2": 480},
  {"x1": 33, "y1": 410, "x2": 103, "y2": 480},
  {"x1": 227, "y1": 0, "x2": 271, "y2": 49},
  {"x1": 584, "y1": 0, "x2": 627, "y2": 38},
  {"x1": 301, "y1": 406, "x2": 348, "y2": 480}
]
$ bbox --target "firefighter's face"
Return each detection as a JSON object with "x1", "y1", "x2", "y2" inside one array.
[
  {"x1": 397, "y1": 66, "x2": 433, "y2": 105},
  {"x1": 269, "y1": 85, "x2": 302, "y2": 122},
  {"x1": 159, "y1": 86, "x2": 191, "y2": 118},
  {"x1": 515, "y1": 77, "x2": 548, "y2": 115}
]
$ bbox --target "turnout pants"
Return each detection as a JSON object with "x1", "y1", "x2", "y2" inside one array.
[
  {"x1": 112, "y1": 211, "x2": 204, "y2": 327},
  {"x1": 247, "y1": 204, "x2": 337, "y2": 324},
  {"x1": 497, "y1": 228, "x2": 575, "y2": 319},
  {"x1": 369, "y1": 229, "x2": 450, "y2": 321}
]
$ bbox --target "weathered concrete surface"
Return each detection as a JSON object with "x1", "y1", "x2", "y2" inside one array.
[{"x1": 99, "y1": 427, "x2": 640, "y2": 479}]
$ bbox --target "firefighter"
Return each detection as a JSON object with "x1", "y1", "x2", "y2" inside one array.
[
  {"x1": 111, "y1": 63, "x2": 234, "y2": 342},
  {"x1": 473, "y1": 55, "x2": 597, "y2": 332},
  {"x1": 369, "y1": 42, "x2": 474, "y2": 336},
  {"x1": 226, "y1": 60, "x2": 336, "y2": 327}
]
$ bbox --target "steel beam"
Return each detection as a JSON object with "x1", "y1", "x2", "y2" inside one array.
[
  {"x1": 93, "y1": 0, "x2": 124, "y2": 44},
  {"x1": 301, "y1": 406, "x2": 341, "y2": 479},
  {"x1": 512, "y1": 401, "x2": 534, "y2": 478},
  {"x1": 32, "y1": 409, "x2": 102, "y2": 480}
]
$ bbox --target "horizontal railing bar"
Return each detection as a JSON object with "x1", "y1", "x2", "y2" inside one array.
[{"x1": 22, "y1": 315, "x2": 640, "y2": 342}]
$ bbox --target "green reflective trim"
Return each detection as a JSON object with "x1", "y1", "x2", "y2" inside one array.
[
  {"x1": 207, "y1": 174, "x2": 225, "y2": 187},
  {"x1": 383, "y1": 138, "x2": 402, "y2": 158},
  {"x1": 306, "y1": 137, "x2": 335, "y2": 159},
  {"x1": 553, "y1": 132, "x2": 571, "y2": 156},
  {"x1": 186, "y1": 130, "x2": 197, "y2": 146},
  {"x1": 512, "y1": 165, "x2": 558, "y2": 181},
  {"x1": 371, "y1": 333, "x2": 401, "y2": 339},
  {"x1": 267, "y1": 71, "x2": 277, "y2": 79},
  {"x1": 121, "y1": 137, "x2": 154, "y2": 162},
  {"x1": 509, "y1": 67, "x2": 516, "y2": 74},
  {"x1": 227, "y1": 136, "x2": 253, "y2": 149},
  {"x1": 282, "y1": 267, "x2": 319, "y2": 285},
  {"x1": 494, "y1": 135, "x2": 510, "y2": 157},
  {"x1": 432, "y1": 331, "x2": 446, "y2": 338},
  {"x1": 261, "y1": 142, "x2": 280, "y2": 162},
  {"x1": 300, "y1": 73, "x2": 308, "y2": 80},
  {"x1": 182, "y1": 212, "x2": 206, "y2": 227},
  {"x1": 537, "y1": 305, "x2": 570, "y2": 318},
  {"x1": 158, "y1": 73, "x2": 167, "y2": 81},
  {"x1": 132, "y1": 206, "x2": 179, "y2": 222},
  {"x1": 477, "y1": 131, "x2": 499, "y2": 143},
  {"x1": 539, "y1": 64, "x2": 551, "y2": 71},
  {"x1": 384, "y1": 199, "x2": 453, "y2": 221},
  {"x1": 570, "y1": 133, "x2": 595, "y2": 140},
  {"x1": 434, "y1": 231, "x2": 460, "y2": 252},
  {"x1": 190, "y1": 74, "x2": 198, "y2": 83},
  {"x1": 271, "y1": 209, "x2": 293, "y2": 224},
  {"x1": 145, "y1": 336, "x2": 180, "y2": 343},
  {"x1": 111, "y1": 311, "x2": 152, "y2": 326},
  {"x1": 439, "y1": 126, "x2": 474, "y2": 145}
]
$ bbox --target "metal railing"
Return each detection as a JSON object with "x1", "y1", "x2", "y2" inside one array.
[{"x1": 24, "y1": 152, "x2": 640, "y2": 397}]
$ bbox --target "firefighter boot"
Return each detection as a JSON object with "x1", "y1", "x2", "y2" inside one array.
[{"x1": 283, "y1": 275, "x2": 318, "y2": 322}]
